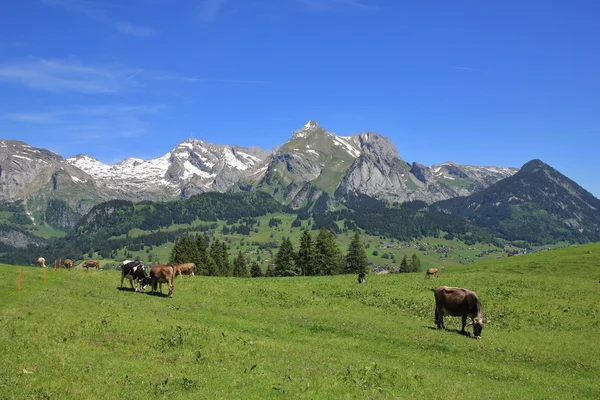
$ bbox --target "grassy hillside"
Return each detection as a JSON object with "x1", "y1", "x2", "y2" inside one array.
[{"x1": 1, "y1": 243, "x2": 599, "y2": 399}]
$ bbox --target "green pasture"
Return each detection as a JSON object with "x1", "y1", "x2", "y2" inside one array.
[{"x1": 1, "y1": 242, "x2": 599, "y2": 399}]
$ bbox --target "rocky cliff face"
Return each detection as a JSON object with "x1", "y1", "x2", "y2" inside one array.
[{"x1": 0, "y1": 139, "x2": 113, "y2": 224}]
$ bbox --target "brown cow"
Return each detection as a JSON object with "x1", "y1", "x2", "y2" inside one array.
[
  {"x1": 150, "y1": 264, "x2": 175, "y2": 298},
  {"x1": 434, "y1": 286, "x2": 486, "y2": 338},
  {"x1": 64, "y1": 259, "x2": 73, "y2": 271},
  {"x1": 174, "y1": 263, "x2": 195, "y2": 279},
  {"x1": 425, "y1": 268, "x2": 438, "y2": 278},
  {"x1": 82, "y1": 260, "x2": 100, "y2": 270}
]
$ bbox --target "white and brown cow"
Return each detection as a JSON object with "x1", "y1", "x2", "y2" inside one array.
[
  {"x1": 434, "y1": 285, "x2": 486, "y2": 338},
  {"x1": 174, "y1": 263, "x2": 195, "y2": 280},
  {"x1": 64, "y1": 259, "x2": 73, "y2": 271},
  {"x1": 121, "y1": 261, "x2": 149, "y2": 292},
  {"x1": 37, "y1": 257, "x2": 46, "y2": 268},
  {"x1": 150, "y1": 264, "x2": 175, "y2": 298}
]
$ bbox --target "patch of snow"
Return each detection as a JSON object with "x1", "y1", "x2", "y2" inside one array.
[
  {"x1": 236, "y1": 151, "x2": 261, "y2": 163},
  {"x1": 71, "y1": 176, "x2": 87, "y2": 183},
  {"x1": 182, "y1": 160, "x2": 215, "y2": 180},
  {"x1": 306, "y1": 149, "x2": 319, "y2": 156},
  {"x1": 12, "y1": 154, "x2": 31, "y2": 161},
  {"x1": 332, "y1": 136, "x2": 361, "y2": 158},
  {"x1": 223, "y1": 148, "x2": 248, "y2": 170}
]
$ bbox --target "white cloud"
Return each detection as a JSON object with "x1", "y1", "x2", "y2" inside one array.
[
  {"x1": 0, "y1": 57, "x2": 138, "y2": 93},
  {"x1": 3, "y1": 104, "x2": 163, "y2": 140}
]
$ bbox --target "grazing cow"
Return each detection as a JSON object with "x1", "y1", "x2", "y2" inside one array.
[
  {"x1": 64, "y1": 259, "x2": 73, "y2": 271},
  {"x1": 120, "y1": 261, "x2": 149, "y2": 292},
  {"x1": 357, "y1": 272, "x2": 366, "y2": 284},
  {"x1": 37, "y1": 257, "x2": 46, "y2": 268},
  {"x1": 434, "y1": 286, "x2": 486, "y2": 338},
  {"x1": 150, "y1": 264, "x2": 175, "y2": 298},
  {"x1": 425, "y1": 268, "x2": 438, "y2": 278},
  {"x1": 82, "y1": 260, "x2": 100, "y2": 270},
  {"x1": 174, "y1": 263, "x2": 195, "y2": 279}
]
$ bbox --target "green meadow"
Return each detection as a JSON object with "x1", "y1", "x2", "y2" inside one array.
[{"x1": 1, "y1": 243, "x2": 599, "y2": 399}]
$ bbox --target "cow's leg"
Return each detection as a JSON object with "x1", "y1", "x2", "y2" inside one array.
[
  {"x1": 435, "y1": 308, "x2": 443, "y2": 329},
  {"x1": 461, "y1": 315, "x2": 467, "y2": 335}
]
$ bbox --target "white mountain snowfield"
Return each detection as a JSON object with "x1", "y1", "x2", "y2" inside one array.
[{"x1": 67, "y1": 139, "x2": 265, "y2": 194}]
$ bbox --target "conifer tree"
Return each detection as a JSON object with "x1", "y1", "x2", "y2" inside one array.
[
  {"x1": 345, "y1": 232, "x2": 369, "y2": 275},
  {"x1": 205, "y1": 256, "x2": 218, "y2": 276},
  {"x1": 210, "y1": 239, "x2": 224, "y2": 276},
  {"x1": 169, "y1": 234, "x2": 199, "y2": 265},
  {"x1": 250, "y1": 261, "x2": 262, "y2": 277},
  {"x1": 410, "y1": 253, "x2": 422, "y2": 272},
  {"x1": 314, "y1": 227, "x2": 342, "y2": 275},
  {"x1": 233, "y1": 251, "x2": 250, "y2": 277},
  {"x1": 274, "y1": 237, "x2": 299, "y2": 276},
  {"x1": 195, "y1": 234, "x2": 208, "y2": 275},
  {"x1": 296, "y1": 230, "x2": 316, "y2": 276},
  {"x1": 399, "y1": 255, "x2": 409, "y2": 273},
  {"x1": 220, "y1": 240, "x2": 232, "y2": 276}
]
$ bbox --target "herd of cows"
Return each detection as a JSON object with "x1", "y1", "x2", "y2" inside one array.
[{"x1": 35, "y1": 258, "x2": 486, "y2": 338}]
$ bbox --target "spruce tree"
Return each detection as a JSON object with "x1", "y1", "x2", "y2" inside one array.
[
  {"x1": 233, "y1": 251, "x2": 250, "y2": 277},
  {"x1": 345, "y1": 232, "x2": 368, "y2": 275},
  {"x1": 399, "y1": 255, "x2": 409, "y2": 273},
  {"x1": 220, "y1": 240, "x2": 232, "y2": 276},
  {"x1": 209, "y1": 239, "x2": 224, "y2": 276},
  {"x1": 410, "y1": 253, "x2": 421, "y2": 272},
  {"x1": 195, "y1": 235, "x2": 208, "y2": 275},
  {"x1": 169, "y1": 234, "x2": 199, "y2": 265},
  {"x1": 296, "y1": 230, "x2": 316, "y2": 276},
  {"x1": 250, "y1": 261, "x2": 262, "y2": 277},
  {"x1": 274, "y1": 237, "x2": 299, "y2": 276},
  {"x1": 314, "y1": 227, "x2": 342, "y2": 275}
]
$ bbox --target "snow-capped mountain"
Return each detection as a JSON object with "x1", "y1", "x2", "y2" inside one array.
[{"x1": 68, "y1": 140, "x2": 271, "y2": 200}]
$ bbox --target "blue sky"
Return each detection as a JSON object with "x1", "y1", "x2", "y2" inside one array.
[{"x1": 1, "y1": 0, "x2": 599, "y2": 196}]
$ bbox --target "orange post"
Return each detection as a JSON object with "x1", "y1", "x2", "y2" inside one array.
[{"x1": 17, "y1": 268, "x2": 22, "y2": 292}]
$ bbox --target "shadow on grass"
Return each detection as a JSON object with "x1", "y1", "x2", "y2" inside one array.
[
  {"x1": 116, "y1": 287, "x2": 137, "y2": 292},
  {"x1": 424, "y1": 325, "x2": 474, "y2": 338}
]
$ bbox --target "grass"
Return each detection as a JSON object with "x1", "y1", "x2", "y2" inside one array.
[{"x1": 1, "y1": 242, "x2": 599, "y2": 399}]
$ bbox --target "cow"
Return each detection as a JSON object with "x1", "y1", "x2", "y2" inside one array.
[
  {"x1": 174, "y1": 263, "x2": 195, "y2": 280},
  {"x1": 357, "y1": 272, "x2": 366, "y2": 284},
  {"x1": 82, "y1": 260, "x2": 100, "y2": 270},
  {"x1": 120, "y1": 261, "x2": 150, "y2": 292},
  {"x1": 433, "y1": 286, "x2": 486, "y2": 339},
  {"x1": 425, "y1": 268, "x2": 438, "y2": 279},
  {"x1": 37, "y1": 257, "x2": 46, "y2": 268},
  {"x1": 150, "y1": 264, "x2": 175, "y2": 298},
  {"x1": 64, "y1": 259, "x2": 73, "y2": 271}
]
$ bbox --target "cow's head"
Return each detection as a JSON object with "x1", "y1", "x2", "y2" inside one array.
[
  {"x1": 468, "y1": 317, "x2": 486, "y2": 338},
  {"x1": 139, "y1": 276, "x2": 150, "y2": 291}
]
